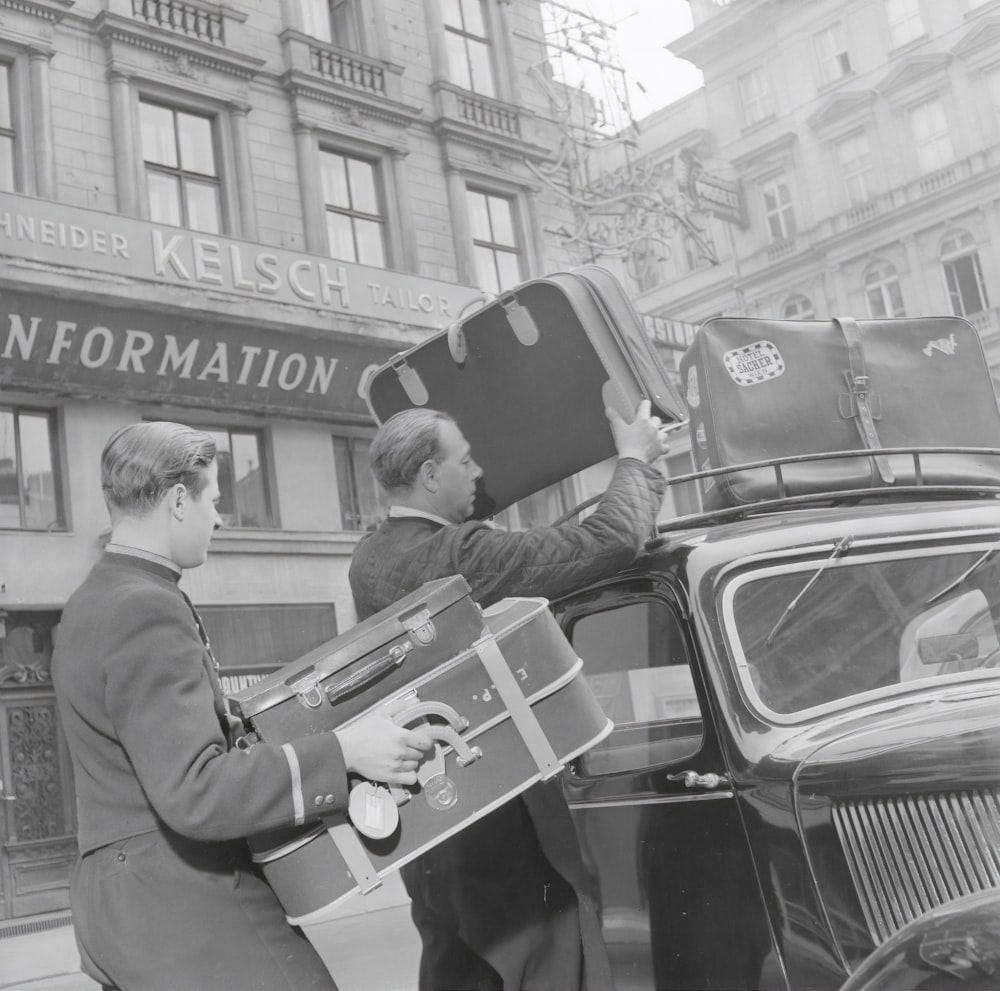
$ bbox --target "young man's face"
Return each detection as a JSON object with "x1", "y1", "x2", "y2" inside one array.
[
  {"x1": 430, "y1": 420, "x2": 483, "y2": 524},
  {"x1": 171, "y1": 460, "x2": 222, "y2": 568}
]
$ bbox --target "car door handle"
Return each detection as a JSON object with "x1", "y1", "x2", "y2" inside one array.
[{"x1": 667, "y1": 770, "x2": 730, "y2": 790}]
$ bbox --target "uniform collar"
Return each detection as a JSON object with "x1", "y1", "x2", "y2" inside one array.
[{"x1": 104, "y1": 543, "x2": 182, "y2": 582}]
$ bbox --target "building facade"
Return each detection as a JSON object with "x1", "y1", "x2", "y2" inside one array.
[
  {"x1": 0, "y1": 0, "x2": 680, "y2": 923},
  {"x1": 616, "y1": 0, "x2": 1000, "y2": 399}
]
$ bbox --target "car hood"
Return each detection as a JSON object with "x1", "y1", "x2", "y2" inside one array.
[{"x1": 781, "y1": 687, "x2": 1000, "y2": 790}]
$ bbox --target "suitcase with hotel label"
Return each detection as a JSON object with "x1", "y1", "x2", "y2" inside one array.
[
  {"x1": 679, "y1": 315, "x2": 1000, "y2": 510},
  {"x1": 365, "y1": 265, "x2": 686, "y2": 517},
  {"x1": 236, "y1": 595, "x2": 612, "y2": 924}
]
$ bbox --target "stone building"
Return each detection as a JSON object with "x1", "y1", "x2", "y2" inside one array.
[
  {"x1": 0, "y1": 0, "x2": 674, "y2": 924},
  {"x1": 619, "y1": 0, "x2": 1000, "y2": 397}
]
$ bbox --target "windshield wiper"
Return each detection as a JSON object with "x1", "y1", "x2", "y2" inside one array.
[
  {"x1": 764, "y1": 535, "x2": 854, "y2": 645},
  {"x1": 923, "y1": 545, "x2": 999, "y2": 607}
]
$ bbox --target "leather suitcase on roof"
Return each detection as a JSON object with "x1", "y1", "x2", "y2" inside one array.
[
  {"x1": 679, "y1": 315, "x2": 1000, "y2": 510},
  {"x1": 238, "y1": 596, "x2": 613, "y2": 924},
  {"x1": 365, "y1": 265, "x2": 686, "y2": 517}
]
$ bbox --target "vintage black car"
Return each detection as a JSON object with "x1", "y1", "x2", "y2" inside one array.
[{"x1": 554, "y1": 452, "x2": 1000, "y2": 991}]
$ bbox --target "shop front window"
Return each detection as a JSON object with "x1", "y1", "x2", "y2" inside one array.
[
  {"x1": 205, "y1": 427, "x2": 271, "y2": 528},
  {"x1": 332, "y1": 435, "x2": 381, "y2": 531},
  {"x1": 0, "y1": 406, "x2": 63, "y2": 531}
]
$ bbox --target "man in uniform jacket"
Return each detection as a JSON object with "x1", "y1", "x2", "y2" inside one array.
[
  {"x1": 349, "y1": 400, "x2": 669, "y2": 991},
  {"x1": 52, "y1": 421, "x2": 433, "y2": 991}
]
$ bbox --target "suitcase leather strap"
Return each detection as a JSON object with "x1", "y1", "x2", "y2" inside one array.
[
  {"x1": 834, "y1": 316, "x2": 895, "y2": 485},
  {"x1": 473, "y1": 634, "x2": 562, "y2": 781},
  {"x1": 327, "y1": 817, "x2": 382, "y2": 894}
]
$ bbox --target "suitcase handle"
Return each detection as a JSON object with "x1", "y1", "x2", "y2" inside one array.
[
  {"x1": 391, "y1": 701, "x2": 483, "y2": 767},
  {"x1": 322, "y1": 641, "x2": 413, "y2": 706}
]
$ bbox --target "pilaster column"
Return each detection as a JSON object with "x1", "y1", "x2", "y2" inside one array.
[
  {"x1": 389, "y1": 147, "x2": 417, "y2": 271},
  {"x1": 229, "y1": 103, "x2": 257, "y2": 241},
  {"x1": 522, "y1": 187, "x2": 543, "y2": 276},
  {"x1": 294, "y1": 122, "x2": 326, "y2": 254},
  {"x1": 445, "y1": 166, "x2": 476, "y2": 286},
  {"x1": 27, "y1": 49, "x2": 55, "y2": 198},
  {"x1": 903, "y1": 234, "x2": 932, "y2": 315},
  {"x1": 108, "y1": 70, "x2": 140, "y2": 216}
]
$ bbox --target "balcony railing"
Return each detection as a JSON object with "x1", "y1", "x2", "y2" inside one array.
[
  {"x1": 131, "y1": 0, "x2": 223, "y2": 44},
  {"x1": 457, "y1": 93, "x2": 520, "y2": 138},
  {"x1": 309, "y1": 46, "x2": 386, "y2": 96}
]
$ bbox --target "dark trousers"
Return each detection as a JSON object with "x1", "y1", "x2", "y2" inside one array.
[{"x1": 72, "y1": 830, "x2": 337, "y2": 991}]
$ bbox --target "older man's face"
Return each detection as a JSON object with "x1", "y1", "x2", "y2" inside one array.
[{"x1": 431, "y1": 420, "x2": 483, "y2": 524}]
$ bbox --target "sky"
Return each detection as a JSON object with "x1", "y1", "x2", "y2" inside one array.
[{"x1": 548, "y1": 1, "x2": 705, "y2": 121}]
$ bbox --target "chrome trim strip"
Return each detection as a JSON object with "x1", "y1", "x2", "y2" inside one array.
[{"x1": 568, "y1": 791, "x2": 734, "y2": 810}]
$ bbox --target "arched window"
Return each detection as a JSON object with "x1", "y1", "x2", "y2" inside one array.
[
  {"x1": 864, "y1": 262, "x2": 906, "y2": 318},
  {"x1": 940, "y1": 230, "x2": 989, "y2": 317},
  {"x1": 783, "y1": 294, "x2": 814, "y2": 319}
]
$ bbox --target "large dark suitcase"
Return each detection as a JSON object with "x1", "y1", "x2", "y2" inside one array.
[
  {"x1": 238, "y1": 596, "x2": 612, "y2": 924},
  {"x1": 679, "y1": 315, "x2": 1000, "y2": 509},
  {"x1": 365, "y1": 265, "x2": 686, "y2": 517}
]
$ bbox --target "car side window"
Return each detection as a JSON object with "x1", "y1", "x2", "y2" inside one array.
[{"x1": 567, "y1": 598, "x2": 703, "y2": 775}]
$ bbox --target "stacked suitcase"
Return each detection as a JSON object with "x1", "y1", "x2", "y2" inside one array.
[{"x1": 231, "y1": 577, "x2": 612, "y2": 923}]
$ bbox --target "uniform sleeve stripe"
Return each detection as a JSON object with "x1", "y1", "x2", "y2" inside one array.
[{"x1": 281, "y1": 743, "x2": 305, "y2": 825}]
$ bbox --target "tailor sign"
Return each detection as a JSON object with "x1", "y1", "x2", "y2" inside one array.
[
  {"x1": 0, "y1": 288, "x2": 400, "y2": 421},
  {"x1": 0, "y1": 192, "x2": 480, "y2": 329}
]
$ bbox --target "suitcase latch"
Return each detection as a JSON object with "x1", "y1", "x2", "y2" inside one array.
[
  {"x1": 288, "y1": 672, "x2": 326, "y2": 709},
  {"x1": 401, "y1": 608, "x2": 436, "y2": 645}
]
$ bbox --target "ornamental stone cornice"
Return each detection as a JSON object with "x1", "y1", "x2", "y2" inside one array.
[{"x1": 94, "y1": 10, "x2": 265, "y2": 81}]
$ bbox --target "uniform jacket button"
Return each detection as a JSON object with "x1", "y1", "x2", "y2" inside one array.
[
  {"x1": 314, "y1": 795, "x2": 324, "y2": 807},
  {"x1": 324, "y1": 794, "x2": 336, "y2": 805}
]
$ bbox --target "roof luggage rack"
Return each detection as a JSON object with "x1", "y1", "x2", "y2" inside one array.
[
  {"x1": 552, "y1": 446, "x2": 1000, "y2": 532},
  {"x1": 654, "y1": 446, "x2": 1000, "y2": 534}
]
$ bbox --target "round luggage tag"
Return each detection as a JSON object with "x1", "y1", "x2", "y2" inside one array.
[{"x1": 348, "y1": 781, "x2": 400, "y2": 840}]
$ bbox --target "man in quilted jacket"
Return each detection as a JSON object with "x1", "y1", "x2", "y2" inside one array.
[{"x1": 349, "y1": 400, "x2": 669, "y2": 991}]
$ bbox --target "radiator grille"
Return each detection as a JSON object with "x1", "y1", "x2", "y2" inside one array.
[{"x1": 832, "y1": 790, "x2": 1000, "y2": 944}]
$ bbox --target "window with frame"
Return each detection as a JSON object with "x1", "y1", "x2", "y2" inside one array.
[
  {"x1": 836, "y1": 131, "x2": 873, "y2": 205},
  {"x1": 467, "y1": 189, "x2": 522, "y2": 294},
  {"x1": 567, "y1": 597, "x2": 704, "y2": 775},
  {"x1": 815, "y1": 23, "x2": 851, "y2": 84},
  {"x1": 300, "y1": 0, "x2": 361, "y2": 48},
  {"x1": 320, "y1": 149, "x2": 386, "y2": 267},
  {"x1": 631, "y1": 238, "x2": 667, "y2": 292},
  {"x1": 0, "y1": 63, "x2": 14, "y2": 193},
  {"x1": 886, "y1": 0, "x2": 925, "y2": 48},
  {"x1": 941, "y1": 230, "x2": 989, "y2": 317},
  {"x1": 140, "y1": 100, "x2": 222, "y2": 234},
  {"x1": 910, "y1": 97, "x2": 953, "y2": 174},
  {"x1": 761, "y1": 176, "x2": 796, "y2": 242},
  {"x1": 783, "y1": 294, "x2": 814, "y2": 319},
  {"x1": 444, "y1": 0, "x2": 496, "y2": 97},
  {"x1": 195, "y1": 426, "x2": 271, "y2": 528},
  {"x1": 865, "y1": 262, "x2": 906, "y2": 318},
  {"x1": 738, "y1": 66, "x2": 773, "y2": 127},
  {"x1": 332, "y1": 435, "x2": 381, "y2": 531},
  {"x1": 0, "y1": 406, "x2": 63, "y2": 531}
]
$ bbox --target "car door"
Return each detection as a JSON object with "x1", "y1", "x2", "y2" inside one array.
[{"x1": 554, "y1": 576, "x2": 779, "y2": 991}]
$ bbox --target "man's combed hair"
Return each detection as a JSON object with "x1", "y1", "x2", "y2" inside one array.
[
  {"x1": 369, "y1": 408, "x2": 455, "y2": 493},
  {"x1": 101, "y1": 421, "x2": 217, "y2": 518}
]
